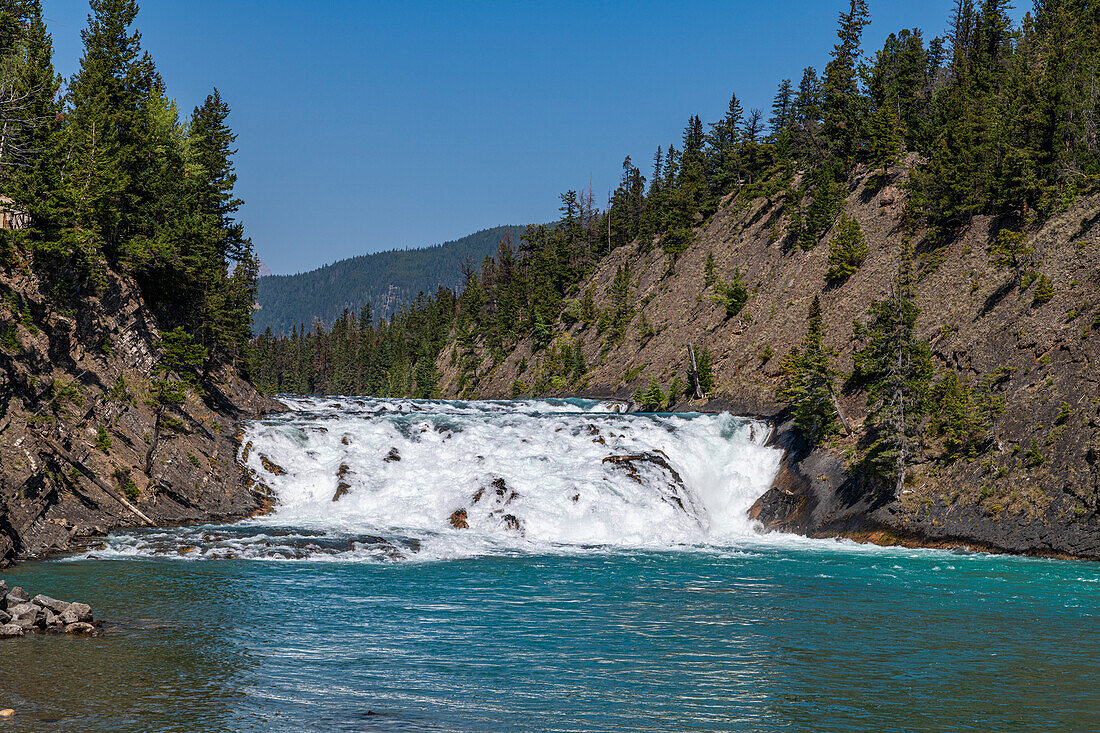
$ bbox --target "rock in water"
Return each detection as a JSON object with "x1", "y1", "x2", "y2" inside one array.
[
  {"x1": 0, "y1": 708, "x2": 12, "y2": 716},
  {"x1": 383, "y1": 447, "x2": 401, "y2": 462},
  {"x1": 5, "y1": 586, "x2": 30, "y2": 605},
  {"x1": 259, "y1": 454, "x2": 287, "y2": 475},
  {"x1": 449, "y1": 509, "x2": 469, "y2": 529},
  {"x1": 0, "y1": 624, "x2": 22, "y2": 639},
  {"x1": 31, "y1": 594, "x2": 71, "y2": 614},
  {"x1": 7, "y1": 602, "x2": 39, "y2": 621},
  {"x1": 63, "y1": 622, "x2": 96, "y2": 635},
  {"x1": 0, "y1": 609, "x2": 9, "y2": 624},
  {"x1": 0, "y1": 580, "x2": 7, "y2": 596},
  {"x1": 59, "y1": 602, "x2": 93, "y2": 625}
]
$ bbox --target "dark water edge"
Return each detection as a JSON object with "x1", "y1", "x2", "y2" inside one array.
[{"x1": 1, "y1": 543, "x2": 1098, "y2": 732}]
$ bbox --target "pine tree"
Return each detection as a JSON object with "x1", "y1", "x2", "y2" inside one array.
[
  {"x1": 854, "y1": 245, "x2": 934, "y2": 495},
  {"x1": 769, "y1": 79, "x2": 794, "y2": 135},
  {"x1": 824, "y1": 214, "x2": 868, "y2": 284},
  {"x1": 822, "y1": 0, "x2": 871, "y2": 160},
  {"x1": 867, "y1": 102, "x2": 903, "y2": 177},
  {"x1": 64, "y1": 0, "x2": 158, "y2": 257},
  {"x1": 777, "y1": 296, "x2": 839, "y2": 445}
]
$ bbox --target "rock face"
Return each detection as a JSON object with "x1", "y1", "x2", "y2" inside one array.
[
  {"x1": 0, "y1": 582, "x2": 96, "y2": 638},
  {"x1": 435, "y1": 160, "x2": 1100, "y2": 560},
  {"x1": 0, "y1": 267, "x2": 281, "y2": 565}
]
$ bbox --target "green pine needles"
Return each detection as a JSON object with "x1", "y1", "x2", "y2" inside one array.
[
  {"x1": 778, "y1": 296, "x2": 839, "y2": 446},
  {"x1": 824, "y1": 215, "x2": 868, "y2": 285}
]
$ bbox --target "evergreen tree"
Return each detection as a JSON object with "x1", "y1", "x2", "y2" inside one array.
[
  {"x1": 853, "y1": 245, "x2": 934, "y2": 495},
  {"x1": 867, "y1": 102, "x2": 903, "y2": 177},
  {"x1": 824, "y1": 214, "x2": 868, "y2": 284},
  {"x1": 64, "y1": 0, "x2": 158, "y2": 258},
  {"x1": 778, "y1": 296, "x2": 839, "y2": 445},
  {"x1": 769, "y1": 79, "x2": 795, "y2": 134},
  {"x1": 821, "y1": 0, "x2": 871, "y2": 160}
]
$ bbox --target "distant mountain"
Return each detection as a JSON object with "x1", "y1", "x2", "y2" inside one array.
[{"x1": 254, "y1": 225, "x2": 528, "y2": 335}]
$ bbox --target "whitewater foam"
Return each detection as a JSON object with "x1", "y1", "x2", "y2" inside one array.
[{"x1": 80, "y1": 397, "x2": 795, "y2": 562}]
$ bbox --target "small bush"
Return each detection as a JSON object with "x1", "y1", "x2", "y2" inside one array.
[
  {"x1": 1032, "y1": 275, "x2": 1054, "y2": 305},
  {"x1": 94, "y1": 425, "x2": 112, "y2": 454},
  {"x1": 633, "y1": 380, "x2": 666, "y2": 412},
  {"x1": 1023, "y1": 439, "x2": 1046, "y2": 468},
  {"x1": 0, "y1": 326, "x2": 19, "y2": 352},
  {"x1": 711, "y1": 270, "x2": 749, "y2": 318}
]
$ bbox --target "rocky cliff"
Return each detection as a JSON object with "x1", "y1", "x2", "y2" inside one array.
[
  {"x1": 0, "y1": 266, "x2": 279, "y2": 565},
  {"x1": 438, "y1": 159, "x2": 1100, "y2": 559}
]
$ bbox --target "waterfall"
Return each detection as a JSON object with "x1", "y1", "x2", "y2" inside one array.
[{"x1": 82, "y1": 398, "x2": 784, "y2": 562}]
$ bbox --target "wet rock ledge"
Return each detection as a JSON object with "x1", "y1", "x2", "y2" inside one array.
[{"x1": 0, "y1": 580, "x2": 98, "y2": 638}]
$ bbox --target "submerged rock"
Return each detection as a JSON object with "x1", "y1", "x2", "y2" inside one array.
[
  {"x1": 383, "y1": 447, "x2": 401, "y2": 463},
  {"x1": 63, "y1": 622, "x2": 96, "y2": 635}
]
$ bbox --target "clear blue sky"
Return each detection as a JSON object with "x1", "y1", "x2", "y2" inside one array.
[{"x1": 42, "y1": 1, "x2": 1025, "y2": 275}]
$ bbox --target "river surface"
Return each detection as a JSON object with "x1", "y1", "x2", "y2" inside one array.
[{"x1": 1, "y1": 398, "x2": 1097, "y2": 731}]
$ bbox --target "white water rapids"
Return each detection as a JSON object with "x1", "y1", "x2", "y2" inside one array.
[{"x1": 82, "y1": 397, "x2": 787, "y2": 562}]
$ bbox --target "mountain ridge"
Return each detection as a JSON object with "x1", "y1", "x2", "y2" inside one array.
[{"x1": 254, "y1": 225, "x2": 528, "y2": 335}]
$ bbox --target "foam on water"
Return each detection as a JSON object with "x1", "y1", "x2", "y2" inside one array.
[{"x1": 83, "y1": 397, "x2": 796, "y2": 562}]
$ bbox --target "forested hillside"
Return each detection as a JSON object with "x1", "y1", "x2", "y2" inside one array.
[
  {"x1": 0, "y1": 0, "x2": 272, "y2": 564},
  {"x1": 253, "y1": 225, "x2": 527, "y2": 336},
  {"x1": 250, "y1": 0, "x2": 1100, "y2": 556}
]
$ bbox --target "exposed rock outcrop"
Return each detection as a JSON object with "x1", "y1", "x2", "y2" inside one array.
[{"x1": 0, "y1": 267, "x2": 281, "y2": 565}]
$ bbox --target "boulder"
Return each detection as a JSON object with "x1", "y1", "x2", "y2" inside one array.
[
  {"x1": 383, "y1": 447, "x2": 401, "y2": 463},
  {"x1": 7, "y1": 602, "x2": 39, "y2": 621},
  {"x1": 31, "y1": 594, "x2": 71, "y2": 614},
  {"x1": 9, "y1": 616, "x2": 36, "y2": 631},
  {"x1": 60, "y1": 603, "x2": 93, "y2": 625},
  {"x1": 449, "y1": 509, "x2": 469, "y2": 529},
  {"x1": 42, "y1": 608, "x2": 57, "y2": 627},
  {"x1": 0, "y1": 609, "x2": 8, "y2": 624},
  {"x1": 0, "y1": 624, "x2": 22, "y2": 638},
  {"x1": 332, "y1": 481, "x2": 351, "y2": 502},
  {"x1": 63, "y1": 622, "x2": 96, "y2": 635},
  {"x1": 0, "y1": 580, "x2": 7, "y2": 596},
  {"x1": 5, "y1": 587, "x2": 30, "y2": 605}
]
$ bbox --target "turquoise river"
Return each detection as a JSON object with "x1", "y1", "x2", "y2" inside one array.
[{"x1": 0, "y1": 398, "x2": 1096, "y2": 732}]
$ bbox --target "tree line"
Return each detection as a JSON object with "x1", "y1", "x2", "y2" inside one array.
[
  {"x1": 249, "y1": 0, "x2": 1097, "y2": 495},
  {"x1": 0, "y1": 0, "x2": 256, "y2": 370}
]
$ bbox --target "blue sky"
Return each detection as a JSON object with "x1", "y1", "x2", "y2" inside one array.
[{"x1": 42, "y1": 1, "x2": 1026, "y2": 275}]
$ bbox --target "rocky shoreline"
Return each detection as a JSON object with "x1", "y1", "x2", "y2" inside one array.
[{"x1": 0, "y1": 580, "x2": 98, "y2": 638}]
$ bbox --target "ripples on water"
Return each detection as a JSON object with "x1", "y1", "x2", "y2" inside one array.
[
  {"x1": 0, "y1": 399, "x2": 1097, "y2": 731},
  {"x1": 3, "y1": 548, "x2": 1099, "y2": 732}
]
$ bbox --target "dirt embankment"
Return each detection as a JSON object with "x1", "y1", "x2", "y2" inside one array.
[
  {"x1": 438, "y1": 159, "x2": 1100, "y2": 559},
  {"x1": 0, "y1": 267, "x2": 280, "y2": 565}
]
